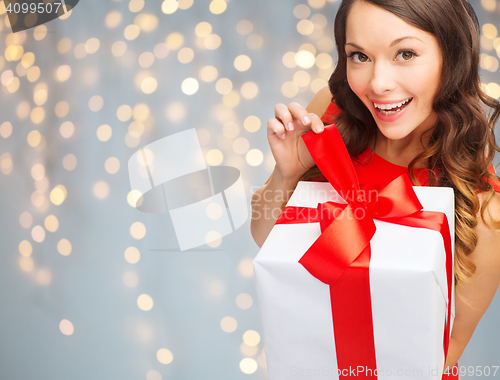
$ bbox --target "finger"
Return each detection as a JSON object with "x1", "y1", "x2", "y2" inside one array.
[
  {"x1": 288, "y1": 102, "x2": 312, "y2": 128},
  {"x1": 309, "y1": 113, "x2": 324, "y2": 133},
  {"x1": 274, "y1": 103, "x2": 294, "y2": 131},
  {"x1": 267, "y1": 118, "x2": 286, "y2": 140}
]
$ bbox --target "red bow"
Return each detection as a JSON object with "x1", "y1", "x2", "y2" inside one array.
[{"x1": 276, "y1": 125, "x2": 453, "y2": 377}]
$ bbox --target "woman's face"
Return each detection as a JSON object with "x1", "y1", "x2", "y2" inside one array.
[{"x1": 345, "y1": 1, "x2": 443, "y2": 142}]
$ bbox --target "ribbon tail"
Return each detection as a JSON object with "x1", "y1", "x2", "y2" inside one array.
[
  {"x1": 302, "y1": 125, "x2": 361, "y2": 201},
  {"x1": 331, "y1": 246, "x2": 378, "y2": 379}
]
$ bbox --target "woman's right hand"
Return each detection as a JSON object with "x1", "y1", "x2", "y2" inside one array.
[{"x1": 267, "y1": 102, "x2": 325, "y2": 182}]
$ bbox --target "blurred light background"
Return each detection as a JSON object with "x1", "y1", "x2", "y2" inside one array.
[{"x1": 0, "y1": 0, "x2": 499, "y2": 379}]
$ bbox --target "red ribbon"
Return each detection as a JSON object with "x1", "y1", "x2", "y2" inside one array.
[{"x1": 276, "y1": 125, "x2": 453, "y2": 377}]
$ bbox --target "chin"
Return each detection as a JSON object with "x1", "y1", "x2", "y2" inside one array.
[{"x1": 376, "y1": 125, "x2": 412, "y2": 141}]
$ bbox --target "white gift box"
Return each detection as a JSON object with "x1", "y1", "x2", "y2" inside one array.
[{"x1": 253, "y1": 181, "x2": 455, "y2": 380}]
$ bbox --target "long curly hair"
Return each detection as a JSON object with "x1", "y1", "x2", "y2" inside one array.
[{"x1": 301, "y1": 0, "x2": 500, "y2": 291}]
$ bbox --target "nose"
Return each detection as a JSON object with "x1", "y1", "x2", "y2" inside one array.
[{"x1": 368, "y1": 61, "x2": 396, "y2": 95}]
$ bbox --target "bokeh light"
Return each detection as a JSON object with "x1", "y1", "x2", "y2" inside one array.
[
  {"x1": 236, "y1": 293, "x2": 253, "y2": 309},
  {"x1": 166, "y1": 32, "x2": 184, "y2": 50},
  {"x1": 105, "y1": 10, "x2": 122, "y2": 28},
  {"x1": 243, "y1": 330, "x2": 261, "y2": 346},
  {"x1": 178, "y1": 47, "x2": 194, "y2": 63},
  {"x1": 57, "y1": 239, "x2": 72, "y2": 256},
  {"x1": 294, "y1": 4, "x2": 311, "y2": 19},
  {"x1": 220, "y1": 316, "x2": 237, "y2": 333},
  {"x1": 206, "y1": 149, "x2": 223, "y2": 165},
  {"x1": 206, "y1": 203, "x2": 224, "y2": 220},
  {"x1": 105, "y1": 157, "x2": 120, "y2": 174},
  {"x1": 205, "y1": 230, "x2": 222, "y2": 247},
  {"x1": 93, "y1": 181, "x2": 110, "y2": 199},
  {"x1": 35, "y1": 268, "x2": 52, "y2": 286},
  {"x1": 123, "y1": 271, "x2": 139, "y2": 287},
  {"x1": 238, "y1": 258, "x2": 254, "y2": 278},
  {"x1": 44, "y1": 215, "x2": 59, "y2": 232},
  {"x1": 165, "y1": 102, "x2": 187, "y2": 122},
  {"x1": 50, "y1": 185, "x2": 67, "y2": 205},
  {"x1": 146, "y1": 370, "x2": 162, "y2": 380},
  {"x1": 31, "y1": 225, "x2": 45, "y2": 243},
  {"x1": 199, "y1": 65, "x2": 218, "y2": 82},
  {"x1": 97, "y1": 124, "x2": 112, "y2": 141},
  {"x1": 236, "y1": 20, "x2": 253, "y2": 35},
  {"x1": 19, "y1": 257, "x2": 34, "y2": 272},
  {"x1": 130, "y1": 222, "x2": 146, "y2": 239},
  {"x1": 19, "y1": 212, "x2": 33, "y2": 229},
  {"x1": 204, "y1": 34, "x2": 222, "y2": 50},
  {"x1": 55, "y1": 101, "x2": 69, "y2": 117},
  {"x1": 240, "y1": 358, "x2": 258, "y2": 374},
  {"x1": 196, "y1": 22, "x2": 212, "y2": 37},
  {"x1": 240, "y1": 82, "x2": 258, "y2": 99},
  {"x1": 59, "y1": 319, "x2": 74, "y2": 336},
  {"x1": 216, "y1": 78, "x2": 232, "y2": 94},
  {"x1": 63, "y1": 154, "x2": 77, "y2": 171},
  {"x1": 244, "y1": 115, "x2": 261, "y2": 132},
  {"x1": 210, "y1": 0, "x2": 227, "y2": 14},
  {"x1": 60, "y1": 121, "x2": 75, "y2": 139},
  {"x1": 0, "y1": 122, "x2": 12, "y2": 138},
  {"x1": 157, "y1": 348, "x2": 174, "y2": 364},
  {"x1": 137, "y1": 294, "x2": 154, "y2": 311},
  {"x1": 181, "y1": 78, "x2": 199, "y2": 95},
  {"x1": 124, "y1": 247, "x2": 140, "y2": 264},
  {"x1": 19, "y1": 240, "x2": 32, "y2": 257},
  {"x1": 246, "y1": 149, "x2": 264, "y2": 166},
  {"x1": 89, "y1": 95, "x2": 104, "y2": 112},
  {"x1": 56, "y1": 65, "x2": 71, "y2": 81},
  {"x1": 234, "y1": 55, "x2": 252, "y2": 71}
]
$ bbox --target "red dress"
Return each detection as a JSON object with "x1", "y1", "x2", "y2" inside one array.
[
  {"x1": 320, "y1": 101, "x2": 500, "y2": 380},
  {"x1": 320, "y1": 101, "x2": 500, "y2": 192}
]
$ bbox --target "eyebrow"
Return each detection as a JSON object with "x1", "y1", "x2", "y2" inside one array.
[{"x1": 345, "y1": 36, "x2": 423, "y2": 50}]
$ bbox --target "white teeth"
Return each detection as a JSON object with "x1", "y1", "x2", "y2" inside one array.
[{"x1": 373, "y1": 97, "x2": 412, "y2": 112}]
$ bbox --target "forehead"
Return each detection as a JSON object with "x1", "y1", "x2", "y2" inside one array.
[{"x1": 345, "y1": 1, "x2": 431, "y2": 44}]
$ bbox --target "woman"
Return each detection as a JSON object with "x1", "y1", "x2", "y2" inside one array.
[{"x1": 251, "y1": 0, "x2": 500, "y2": 375}]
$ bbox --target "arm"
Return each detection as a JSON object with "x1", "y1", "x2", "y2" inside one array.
[
  {"x1": 444, "y1": 191, "x2": 500, "y2": 370},
  {"x1": 251, "y1": 86, "x2": 333, "y2": 247}
]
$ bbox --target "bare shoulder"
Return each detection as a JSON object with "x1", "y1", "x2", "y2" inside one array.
[
  {"x1": 306, "y1": 85, "x2": 333, "y2": 117},
  {"x1": 477, "y1": 190, "x2": 500, "y2": 228},
  {"x1": 471, "y1": 191, "x2": 500, "y2": 276}
]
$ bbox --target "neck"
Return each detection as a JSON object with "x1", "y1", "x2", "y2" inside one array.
[{"x1": 373, "y1": 130, "x2": 431, "y2": 168}]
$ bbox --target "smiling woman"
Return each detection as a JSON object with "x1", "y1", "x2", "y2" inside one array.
[
  {"x1": 251, "y1": 0, "x2": 500, "y2": 377},
  {"x1": 344, "y1": 1, "x2": 443, "y2": 158}
]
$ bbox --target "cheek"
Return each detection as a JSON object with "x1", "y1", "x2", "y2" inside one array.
[
  {"x1": 346, "y1": 67, "x2": 368, "y2": 97},
  {"x1": 411, "y1": 64, "x2": 441, "y2": 104}
]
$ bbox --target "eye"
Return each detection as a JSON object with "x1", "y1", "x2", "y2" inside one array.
[
  {"x1": 347, "y1": 52, "x2": 370, "y2": 63},
  {"x1": 396, "y1": 50, "x2": 417, "y2": 61}
]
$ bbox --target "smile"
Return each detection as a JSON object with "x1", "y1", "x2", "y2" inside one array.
[{"x1": 373, "y1": 97, "x2": 413, "y2": 115}]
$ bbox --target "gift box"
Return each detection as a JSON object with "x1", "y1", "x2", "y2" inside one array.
[{"x1": 253, "y1": 126, "x2": 455, "y2": 380}]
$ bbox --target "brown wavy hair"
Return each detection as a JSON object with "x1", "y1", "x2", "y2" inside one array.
[{"x1": 301, "y1": 0, "x2": 500, "y2": 291}]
